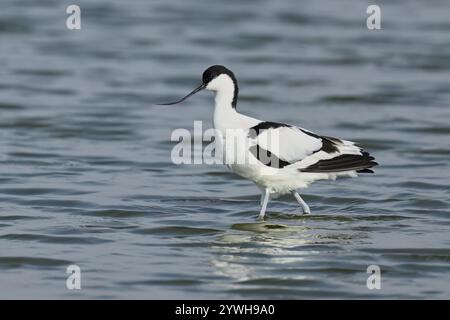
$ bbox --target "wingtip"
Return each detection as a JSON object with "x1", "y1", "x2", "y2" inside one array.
[{"x1": 357, "y1": 169, "x2": 374, "y2": 173}]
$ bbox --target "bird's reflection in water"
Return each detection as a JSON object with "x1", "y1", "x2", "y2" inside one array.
[
  {"x1": 210, "y1": 220, "x2": 317, "y2": 282},
  {"x1": 209, "y1": 218, "x2": 368, "y2": 284}
]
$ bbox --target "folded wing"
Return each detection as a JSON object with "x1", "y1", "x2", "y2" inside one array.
[{"x1": 248, "y1": 121, "x2": 377, "y2": 172}]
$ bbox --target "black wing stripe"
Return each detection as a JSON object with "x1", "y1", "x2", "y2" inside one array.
[
  {"x1": 249, "y1": 144, "x2": 292, "y2": 169},
  {"x1": 300, "y1": 129, "x2": 339, "y2": 154},
  {"x1": 311, "y1": 152, "x2": 375, "y2": 166},
  {"x1": 299, "y1": 151, "x2": 378, "y2": 173},
  {"x1": 248, "y1": 121, "x2": 288, "y2": 139},
  {"x1": 357, "y1": 169, "x2": 374, "y2": 173}
]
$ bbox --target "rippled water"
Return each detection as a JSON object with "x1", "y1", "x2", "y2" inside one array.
[{"x1": 1, "y1": 0, "x2": 450, "y2": 299}]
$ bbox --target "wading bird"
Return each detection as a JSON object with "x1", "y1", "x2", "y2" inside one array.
[{"x1": 159, "y1": 65, "x2": 377, "y2": 219}]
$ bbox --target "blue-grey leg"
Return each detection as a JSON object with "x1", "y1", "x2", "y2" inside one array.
[
  {"x1": 292, "y1": 191, "x2": 311, "y2": 214},
  {"x1": 258, "y1": 189, "x2": 270, "y2": 220}
]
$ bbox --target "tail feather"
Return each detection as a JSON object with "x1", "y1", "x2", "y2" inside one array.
[{"x1": 299, "y1": 151, "x2": 378, "y2": 173}]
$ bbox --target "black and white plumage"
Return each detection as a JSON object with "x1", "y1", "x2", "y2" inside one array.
[
  {"x1": 159, "y1": 65, "x2": 378, "y2": 219},
  {"x1": 248, "y1": 121, "x2": 376, "y2": 173}
]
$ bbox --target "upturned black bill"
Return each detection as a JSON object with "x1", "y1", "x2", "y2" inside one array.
[{"x1": 156, "y1": 83, "x2": 206, "y2": 105}]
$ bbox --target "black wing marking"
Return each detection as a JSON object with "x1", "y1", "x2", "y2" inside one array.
[
  {"x1": 248, "y1": 121, "x2": 288, "y2": 139},
  {"x1": 299, "y1": 129, "x2": 340, "y2": 154},
  {"x1": 357, "y1": 169, "x2": 374, "y2": 173},
  {"x1": 249, "y1": 145, "x2": 292, "y2": 169},
  {"x1": 299, "y1": 151, "x2": 378, "y2": 173}
]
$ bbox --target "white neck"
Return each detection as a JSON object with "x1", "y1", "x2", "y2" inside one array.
[
  {"x1": 213, "y1": 89, "x2": 238, "y2": 131},
  {"x1": 208, "y1": 74, "x2": 259, "y2": 131},
  {"x1": 210, "y1": 76, "x2": 238, "y2": 131}
]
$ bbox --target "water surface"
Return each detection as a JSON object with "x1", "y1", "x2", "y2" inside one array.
[{"x1": 0, "y1": 0, "x2": 449, "y2": 299}]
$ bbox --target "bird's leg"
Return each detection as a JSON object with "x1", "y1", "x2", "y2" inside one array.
[
  {"x1": 258, "y1": 189, "x2": 270, "y2": 220},
  {"x1": 292, "y1": 191, "x2": 311, "y2": 214}
]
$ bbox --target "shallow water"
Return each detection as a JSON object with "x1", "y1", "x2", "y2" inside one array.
[{"x1": 0, "y1": 0, "x2": 450, "y2": 299}]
